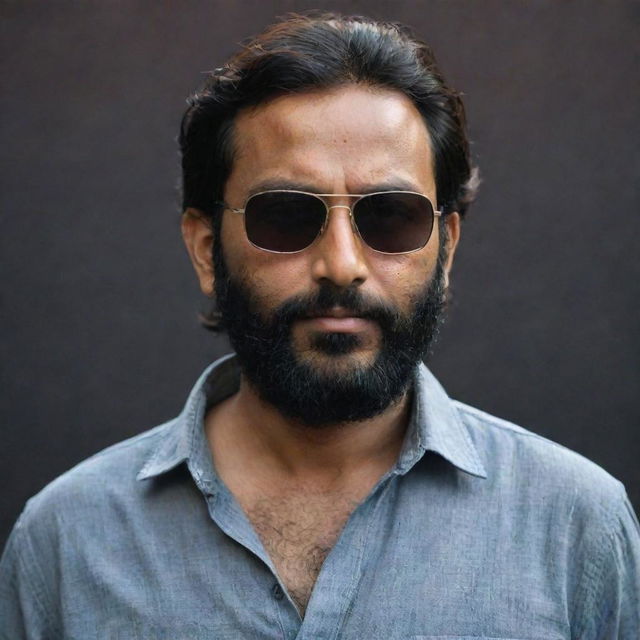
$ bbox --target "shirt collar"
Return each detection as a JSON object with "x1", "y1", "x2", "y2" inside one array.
[
  {"x1": 136, "y1": 353, "x2": 238, "y2": 493},
  {"x1": 396, "y1": 363, "x2": 486, "y2": 478},
  {"x1": 137, "y1": 355, "x2": 486, "y2": 488}
]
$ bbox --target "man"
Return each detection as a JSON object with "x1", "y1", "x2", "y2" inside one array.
[{"x1": 1, "y1": 13, "x2": 638, "y2": 639}]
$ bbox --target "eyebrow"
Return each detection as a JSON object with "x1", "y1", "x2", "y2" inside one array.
[
  {"x1": 247, "y1": 177, "x2": 424, "y2": 197},
  {"x1": 247, "y1": 179, "x2": 319, "y2": 196}
]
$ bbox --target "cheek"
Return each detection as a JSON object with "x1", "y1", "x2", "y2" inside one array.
[
  {"x1": 253, "y1": 259, "x2": 312, "y2": 308},
  {"x1": 371, "y1": 250, "x2": 436, "y2": 307},
  {"x1": 221, "y1": 217, "x2": 314, "y2": 307}
]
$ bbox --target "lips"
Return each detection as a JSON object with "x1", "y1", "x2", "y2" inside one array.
[
  {"x1": 304, "y1": 306, "x2": 360, "y2": 319},
  {"x1": 299, "y1": 308, "x2": 372, "y2": 332}
]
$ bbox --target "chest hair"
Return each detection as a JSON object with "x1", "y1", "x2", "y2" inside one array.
[{"x1": 244, "y1": 490, "x2": 361, "y2": 615}]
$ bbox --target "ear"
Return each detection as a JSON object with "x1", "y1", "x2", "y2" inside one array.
[
  {"x1": 442, "y1": 212, "x2": 461, "y2": 289},
  {"x1": 181, "y1": 208, "x2": 215, "y2": 296}
]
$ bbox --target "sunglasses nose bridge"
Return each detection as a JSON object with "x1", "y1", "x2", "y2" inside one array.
[{"x1": 325, "y1": 203, "x2": 357, "y2": 234}]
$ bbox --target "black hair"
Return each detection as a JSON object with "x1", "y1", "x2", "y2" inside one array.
[{"x1": 179, "y1": 13, "x2": 479, "y2": 222}]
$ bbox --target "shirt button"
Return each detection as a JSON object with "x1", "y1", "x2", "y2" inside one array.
[{"x1": 271, "y1": 583, "x2": 284, "y2": 600}]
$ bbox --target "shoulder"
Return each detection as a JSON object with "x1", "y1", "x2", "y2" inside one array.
[
  {"x1": 0, "y1": 421, "x2": 177, "y2": 631},
  {"x1": 453, "y1": 400, "x2": 627, "y2": 518},
  {"x1": 452, "y1": 401, "x2": 640, "y2": 634},
  {"x1": 452, "y1": 400, "x2": 639, "y2": 585},
  {"x1": 15, "y1": 420, "x2": 174, "y2": 537}
]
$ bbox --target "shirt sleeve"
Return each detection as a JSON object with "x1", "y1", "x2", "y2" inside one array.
[
  {"x1": 575, "y1": 486, "x2": 640, "y2": 639},
  {"x1": 0, "y1": 509, "x2": 57, "y2": 640}
]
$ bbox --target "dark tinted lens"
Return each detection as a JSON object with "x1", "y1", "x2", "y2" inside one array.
[
  {"x1": 353, "y1": 192, "x2": 434, "y2": 253},
  {"x1": 244, "y1": 191, "x2": 326, "y2": 252}
]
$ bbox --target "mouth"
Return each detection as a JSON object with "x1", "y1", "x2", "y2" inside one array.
[
  {"x1": 299, "y1": 307, "x2": 373, "y2": 333},
  {"x1": 304, "y1": 306, "x2": 360, "y2": 319}
]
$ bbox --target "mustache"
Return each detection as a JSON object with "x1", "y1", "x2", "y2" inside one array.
[{"x1": 273, "y1": 284, "x2": 401, "y2": 330}]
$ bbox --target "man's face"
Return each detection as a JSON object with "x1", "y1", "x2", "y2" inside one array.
[{"x1": 185, "y1": 84, "x2": 460, "y2": 425}]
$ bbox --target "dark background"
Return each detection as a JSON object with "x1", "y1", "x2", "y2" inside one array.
[{"x1": 1, "y1": 1, "x2": 638, "y2": 548}]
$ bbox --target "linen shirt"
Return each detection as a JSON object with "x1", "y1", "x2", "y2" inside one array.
[{"x1": 1, "y1": 354, "x2": 639, "y2": 640}]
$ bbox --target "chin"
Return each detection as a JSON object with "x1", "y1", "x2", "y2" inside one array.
[{"x1": 298, "y1": 337, "x2": 379, "y2": 371}]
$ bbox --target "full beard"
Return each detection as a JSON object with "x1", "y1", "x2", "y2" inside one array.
[{"x1": 213, "y1": 239, "x2": 448, "y2": 427}]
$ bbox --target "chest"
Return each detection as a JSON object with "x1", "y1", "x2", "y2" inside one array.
[
  {"x1": 243, "y1": 491, "x2": 360, "y2": 613},
  {"x1": 53, "y1": 475, "x2": 574, "y2": 639}
]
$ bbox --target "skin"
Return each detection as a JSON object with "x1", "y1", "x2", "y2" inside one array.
[{"x1": 182, "y1": 84, "x2": 461, "y2": 613}]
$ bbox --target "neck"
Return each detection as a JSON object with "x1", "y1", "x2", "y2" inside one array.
[{"x1": 206, "y1": 374, "x2": 412, "y2": 489}]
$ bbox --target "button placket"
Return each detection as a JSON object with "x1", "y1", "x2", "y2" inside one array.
[{"x1": 272, "y1": 583, "x2": 285, "y2": 601}]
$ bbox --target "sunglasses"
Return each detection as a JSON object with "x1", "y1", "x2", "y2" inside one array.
[{"x1": 219, "y1": 189, "x2": 441, "y2": 254}]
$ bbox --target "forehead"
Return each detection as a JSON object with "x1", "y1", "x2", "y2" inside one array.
[{"x1": 226, "y1": 84, "x2": 435, "y2": 196}]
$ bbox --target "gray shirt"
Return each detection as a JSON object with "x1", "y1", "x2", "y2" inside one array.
[{"x1": 1, "y1": 354, "x2": 639, "y2": 639}]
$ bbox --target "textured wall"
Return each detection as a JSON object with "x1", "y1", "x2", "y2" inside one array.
[{"x1": 1, "y1": 0, "x2": 638, "y2": 546}]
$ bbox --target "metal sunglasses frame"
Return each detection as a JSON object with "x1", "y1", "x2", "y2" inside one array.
[{"x1": 218, "y1": 189, "x2": 442, "y2": 255}]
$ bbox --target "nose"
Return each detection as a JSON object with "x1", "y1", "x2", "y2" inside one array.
[{"x1": 310, "y1": 204, "x2": 369, "y2": 288}]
